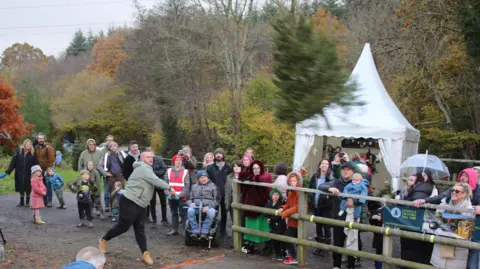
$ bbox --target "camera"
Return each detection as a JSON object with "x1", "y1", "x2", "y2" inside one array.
[
  {"x1": 339, "y1": 152, "x2": 345, "y2": 158},
  {"x1": 180, "y1": 150, "x2": 186, "y2": 156}
]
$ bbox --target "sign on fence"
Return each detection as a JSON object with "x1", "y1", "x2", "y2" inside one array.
[
  {"x1": 384, "y1": 205, "x2": 476, "y2": 240},
  {"x1": 474, "y1": 216, "x2": 480, "y2": 241},
  {"x1": 383, "y1": 205, "x2": 425, "y2": 232}
]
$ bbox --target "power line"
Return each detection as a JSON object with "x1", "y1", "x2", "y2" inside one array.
[
  {"x1": 0, "y1": 0, "x2": 155, "y2": 10},
  {"x1": 0, "y1": 21, "x2": 135, "y2": 30}
]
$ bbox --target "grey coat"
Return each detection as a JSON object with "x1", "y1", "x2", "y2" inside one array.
[{"x1": 186, "y1": 179, "x2": 219, "y2": 209}]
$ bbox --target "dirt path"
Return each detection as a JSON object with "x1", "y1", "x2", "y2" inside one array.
[{"x1": 0, "y1": 194, "x2": 388, "y2": 268}]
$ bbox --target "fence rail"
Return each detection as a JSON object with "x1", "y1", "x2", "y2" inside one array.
[
  {"x1": 233, "y1": 180, "x2": 476, "y2": 214},
  {"x1": 232, "y1": 179, "x2": 480, "y2": 268}
]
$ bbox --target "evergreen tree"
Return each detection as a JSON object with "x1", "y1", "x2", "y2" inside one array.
[
  {"x1": 71, "y1": 136, "x2": 86, "y2": 171},
  {"x1": 67, "y1": 30, "x2": 88, "y2": 56},
  {"x1": 107, "y1": 26, "x2": 115, "y2": 36},
  {"x1": 86, "y1": 29, "x2": 97, "y2": 51},
  {"x1": 272, "y1": 15, "x2": 357, "y2": 126},
  {"x1": 98, "y1": 30, "x2": 106, "y2": 38},
  {"x1": 18, "y1": 78, "x2": 52, "y2": 136},
  {"x1": 321, "y1": 0, "x2": 345, "y2": 18},
  {"x1": 458, "y1": 0, "x2": 480, "y2": 59}
]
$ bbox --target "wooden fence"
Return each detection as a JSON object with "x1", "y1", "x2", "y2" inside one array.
[{"x1": 232, "y1": 180, "x2": 480, "y2": 268}]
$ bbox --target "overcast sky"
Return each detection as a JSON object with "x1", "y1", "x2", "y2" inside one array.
[{"x1": 0, "y1": 0, "x2": 157, "y2": 58}]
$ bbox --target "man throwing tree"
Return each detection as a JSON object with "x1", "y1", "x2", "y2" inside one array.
[{"x1": 99, "y1": 151, "x2": 175, "y2": 266}]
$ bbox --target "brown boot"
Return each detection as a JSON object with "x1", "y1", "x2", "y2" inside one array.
[
  {"x1": 99, "y1": 239, "x2": 108, "y2": 254},
  {"x1": 143, "y1": 251, "x2": 153, "y2": 265},
  {"x1": 34, "y1": 216, "x2": 45, "y2": 224}
]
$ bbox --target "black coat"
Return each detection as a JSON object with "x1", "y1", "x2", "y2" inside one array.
[
  {"x1": 265, "y1": 199, "x2": 286, "y2": 234},
  {"x1": 318, "y1": 177, "x2": 351, "y2": 219},
  {"x1": 404, "y1": 182, "x2": 434, "y2": 201},
  {"x1": 207, "y1": 162, "x2": 232, "y2": 197},
  {"x1": 6, "y1": 149, "x2": 38, "y2": 193},
  {"x1": 308, "y1": 172, "x2": 334, "y2": 209},
  {"x1": 122, "y1": 154, "x2": 137, "y2": 180}
]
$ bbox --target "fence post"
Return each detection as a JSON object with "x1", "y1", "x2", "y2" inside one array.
[
  {"x1": 233, "y1": 180, "x2": 242, "y2": 252},
  {"x1": 297, "y1": 191, "x2": 308, "y2": 266},
  {"x1": 382, "y1": 231, "x2": 393, "y2": 269}
]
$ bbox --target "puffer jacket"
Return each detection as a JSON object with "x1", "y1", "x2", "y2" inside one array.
[
  {"x1": 404, "y1": 182, "x2": 434, "y2": 201},
  {"x1": 187, "y1": 179, "x2": 219, "y2": 209}
]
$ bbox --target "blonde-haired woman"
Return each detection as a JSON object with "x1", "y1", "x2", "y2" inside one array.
[
  {"x1": 430, "y1": 182, "x2": 473, "y2": 268},
  {"x1": 2, "y1": 139, "x2": 39, "y2": 207},
  {"x1": 203, "y1": 152, "x2": 214, "y2": 169}
]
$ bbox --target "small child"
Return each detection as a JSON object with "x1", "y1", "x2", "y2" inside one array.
[
  {"x1": 68, "y1": 170, "x2": 98, "y2": 228},
  {"x1": 110, "y1": 181, "x2": 124, "y2": 222},
  {"x1": 339, "y1": 173, "x2": 369, "y2": 221},
  {"x1": 265, "y1": 189, "x2": 287, "y2": 261},
  {"x1": 278, "y1": 172, "x2": 303, "y2": 265},
  {"x1": 55, "y1": 151, "x2": 62, "y2": 167},
  {"x1": 87, "y1": 161, "x2": 104, "y2": 220},
  {"x1": 30, "y1": 165, "x2": 47, "y2": 224},
  {"x1": 45, "y1": 167, "x2": 65, "y2": 209}
]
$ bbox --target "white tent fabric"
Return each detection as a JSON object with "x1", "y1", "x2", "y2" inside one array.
[
  {"x1": 293, "y1": 134, "x2": 315, "y2": 172},
  {"x1": 293, "y1": 43, "x2": 420, "y2": 190}
]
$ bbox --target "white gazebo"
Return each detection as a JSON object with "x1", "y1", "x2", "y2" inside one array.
[{"x1": 293, "y1": 43, "x2": 420, "y2": 191}]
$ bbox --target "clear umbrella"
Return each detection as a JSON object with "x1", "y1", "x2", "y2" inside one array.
[{"x1": 400, "y1": 152, "x2": 450, "y2": 180}]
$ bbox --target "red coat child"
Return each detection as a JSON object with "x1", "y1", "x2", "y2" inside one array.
[{"x1": 31, "y1": 176, "x2": 47, "y2": 209}]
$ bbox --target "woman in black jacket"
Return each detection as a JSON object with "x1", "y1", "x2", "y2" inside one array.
[
  {"x1": 4, "y1": 139, "x2": 38, "y2": 207},
  {"x1": 309, "y1": 159, "x2": 335, "y2": 256},
  {"x1": 400, "y1": 171, "x2": 435, "y2": 268}
]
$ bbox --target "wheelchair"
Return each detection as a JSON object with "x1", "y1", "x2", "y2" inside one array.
[{"x1": 183, "y1": 201, "x2": 220, "y2": 249}]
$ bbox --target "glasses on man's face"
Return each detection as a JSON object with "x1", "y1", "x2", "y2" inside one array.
[{"x1": 452, "y1": 189, "x2": 464, "y2": 194}]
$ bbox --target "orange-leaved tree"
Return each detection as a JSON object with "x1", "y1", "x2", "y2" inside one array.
[
  {"x1": 0, "y1": 79, "x2": 31, "y2": 149},
  {"x1": 311, "y1": 9, "x2": 349, "y2": 60},
  {"x1": 88, "y1": 29, "x2": 129, "y2": 78}
]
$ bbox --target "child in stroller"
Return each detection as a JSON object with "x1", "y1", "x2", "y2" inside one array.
[{"x1": 184, "y1": 170, "x2": 221, "y2": 248}]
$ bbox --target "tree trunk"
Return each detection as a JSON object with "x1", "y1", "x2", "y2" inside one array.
[{"x1": 433, "y1": 87, "x2": 454, "y2": 131}]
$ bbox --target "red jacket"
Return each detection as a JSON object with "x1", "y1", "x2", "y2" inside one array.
[
  {"x1": 282, "y1": 190, "x2": 299, "y2": 228},
  {"x1": 281, "y1": 171, "x2": 305, "y2": 228},
  {"x1": 239, "y1": 160, "x2": 272, "y2": 218}
]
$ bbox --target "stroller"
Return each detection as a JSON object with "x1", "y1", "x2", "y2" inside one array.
[{"x1": 184, "y1": 199, "x2": 221, "y2": 249}]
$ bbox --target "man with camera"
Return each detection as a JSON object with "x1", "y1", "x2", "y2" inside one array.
[{"x1": 179, "y1": 145, "x2": 198, "y2": 184}]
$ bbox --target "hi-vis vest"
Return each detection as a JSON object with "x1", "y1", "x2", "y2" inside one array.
[
  {"x1": 103, "y1": 151, "x2": 127, "y2": 172},
  {"x1": 167, "y1": 168, "x2": 187, "y2": 200}
]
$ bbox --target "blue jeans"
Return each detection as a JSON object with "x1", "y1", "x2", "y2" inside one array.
[
  {"x1": 339, "y1": 199, "x2": 362, "y2": 219},
  {"x1": 467, "y1": 249, "x2": 479, "y2": 269},
  {"x1": 188, "y1": 207, "x2": 216, "y2": 235},
  {"x1": 103, "y1": 177, "x2": 110, "y2": 207}
]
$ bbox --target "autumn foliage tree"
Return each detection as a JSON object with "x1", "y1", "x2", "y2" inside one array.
[
  {"x1": 0, "y1": 80, "x2": 31, "y2": 149},
  {"x1": 88, "y1": 29, "x2": 129, "y2": 78}
]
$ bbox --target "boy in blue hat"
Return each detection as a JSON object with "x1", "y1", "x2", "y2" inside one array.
[{"x1": 45, "y1": 167, "x2": 65, "y2": 209}]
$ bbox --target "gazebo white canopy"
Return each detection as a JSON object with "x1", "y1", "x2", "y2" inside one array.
[{"x1": 293, "y1": 43, "x2": 420, "y2": 190}]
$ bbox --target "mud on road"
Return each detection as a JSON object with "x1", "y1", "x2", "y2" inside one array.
[{"x1": 0, "y1": 193, "x2": 388, "y2": 268}]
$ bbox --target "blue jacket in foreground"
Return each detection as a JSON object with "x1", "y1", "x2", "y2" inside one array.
[{"x1": 61, "y1": 261, "x2": 96, "y2": 269}]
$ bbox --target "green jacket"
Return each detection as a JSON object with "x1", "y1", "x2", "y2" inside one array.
[
  {"x1": 78, "y1": 139, "x2": 103, "y2": 171},
  {"x1": 88, "y1": 169, "x2": 101, "y2": 198},
  {"x1": 123, "y1": 161, "x2": 171, "y2": 208},
  {"x1": 225, "y1": 173, "x2": 235, "y2": 212},
  {"x1": 67, "y1": 178, "x2": 99, "y2": 198}
]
